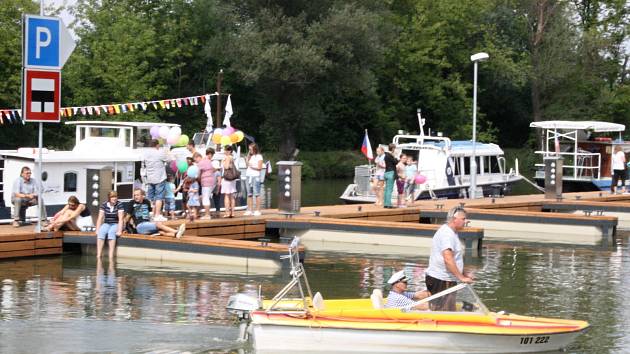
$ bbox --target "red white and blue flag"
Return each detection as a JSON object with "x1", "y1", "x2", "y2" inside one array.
[{"x1": 361, "y1": 130, "x2": 374, "y2": 160}]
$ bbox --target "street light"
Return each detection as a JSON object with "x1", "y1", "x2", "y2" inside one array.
[{"x1": 469, "y1": 52, "x2": 489, "y2": 199}]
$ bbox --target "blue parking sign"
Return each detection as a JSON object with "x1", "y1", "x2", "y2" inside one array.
[{"x1": 25, "y1": 16, "x2": 60, "y2": 68}]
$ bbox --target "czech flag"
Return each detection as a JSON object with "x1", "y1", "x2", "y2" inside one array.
[{"x1": 361, "y1": 130, "x2": 374, "y2": 160}]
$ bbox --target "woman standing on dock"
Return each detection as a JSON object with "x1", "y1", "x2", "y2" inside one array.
[
  {"x1": 95, "y1": 191, "x2": 124, "y2": 260},
  {"x1": 221, "y1": 145, "x2": 238, "y2": 218},
  {"x1": 244, "y1": 143, "x2": 264, "y2": 216},
  {"x1": 396, "y1": 154, "x2": 407, "y2": 208},
  {"x1": 383, "y1": 143, "x2": 398, "y2": 208},
  {"x1": 372, "y1": 146, "x2": 386, "y2": 206}
]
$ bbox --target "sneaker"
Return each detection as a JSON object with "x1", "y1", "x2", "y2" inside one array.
[
  {"x1": 153, "y1": 215, "x2": 168, "y2": 222},
  {"x1": 253, "y1": 211, "x2": 262, "y2": 216},
  {"x1": 12, "y1": 221, "x2": 20, "y2": 228},
  {"x1": 243, "y1": 210, "x2": 253, "y2": 216},
  {"x1": 176, "y1": 223, "x2": 186, "y2": 239},
  {"x1": 201, "y1": 215, "x2": 212, "y2": 220},
  {"x1": 150, "y1": 232, "x2": 160, "y2": 237}
]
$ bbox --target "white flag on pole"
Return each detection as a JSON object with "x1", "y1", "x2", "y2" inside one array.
[
  {"x1": 204, "y1": 94, "x2": 213, "y2": 132},
  {"x1": 224, "y1": 95, "x2": 233, "y2": 127}
]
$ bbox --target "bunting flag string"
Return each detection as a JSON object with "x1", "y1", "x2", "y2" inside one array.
[{"x1": 0, "y1": 92, "x2": 229, "y2": 125}]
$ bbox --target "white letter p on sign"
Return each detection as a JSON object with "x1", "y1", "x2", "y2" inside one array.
[{"x1": 35, "y1": 27, "x2": 51, "y2": 59}]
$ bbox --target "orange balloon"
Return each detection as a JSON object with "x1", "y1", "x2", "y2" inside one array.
[
  {"x1": 230, "y1": 133, "x2": 239, "y2": 143},
  {"x1": 212, "y1": 133, "x2": 222, "y2": 144}
]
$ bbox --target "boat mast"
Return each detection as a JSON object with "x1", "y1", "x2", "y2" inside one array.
[{"x1": 216, "y1": 69, "x2": 223, "y2": 128}]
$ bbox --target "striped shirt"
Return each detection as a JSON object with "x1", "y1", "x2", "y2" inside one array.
[
  {"x1": 385, "y1": 291, "x2": 416, "y2": 310},
  {"x1": 100, "y1": 201, "x2": 122, "y2": 224}
]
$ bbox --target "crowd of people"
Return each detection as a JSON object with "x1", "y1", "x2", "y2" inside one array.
[{"x1": 372, "y1": 143, "x2": 419, "y2": 208}]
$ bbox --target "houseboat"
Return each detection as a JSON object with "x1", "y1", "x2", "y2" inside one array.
[
  {"x1": 530, "y1": 120, "x2": 630, "y2": 192},
  {"x1": 0, "y1": 121, "x2": 247, "y2": 221}
]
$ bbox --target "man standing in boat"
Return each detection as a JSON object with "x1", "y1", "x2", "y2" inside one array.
[
  {"x1": 425, "y1": 206, "x2": 473, "y2": 310},
  {"x1": 143, "y1": 139, "x2": 169, "y2": 222}
]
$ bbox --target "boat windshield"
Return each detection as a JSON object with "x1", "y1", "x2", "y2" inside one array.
[{"x1": 412, "y1": 283, "x2": 488, "y2": 314}]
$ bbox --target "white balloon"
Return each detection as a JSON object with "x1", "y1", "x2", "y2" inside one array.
[{"x1": 159, "y1": 126, "x2": 170, "y2": 139}]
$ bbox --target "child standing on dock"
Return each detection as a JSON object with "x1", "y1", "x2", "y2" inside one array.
[
  {"x1": 404, "y1": 156, "x2": 417, "y2": 206},
  {"x1": 187, "y1": 177, "x2": 200, "y2": 221},
  {"x1": 396, "y1": 154, "x2": 407, "y2": 208},
  {"x1": 164, "y1": 175, "x2": 176, "y2": 220},
  {"x1": 372, "y1": 146, "x2": 386, "y2": 206}
]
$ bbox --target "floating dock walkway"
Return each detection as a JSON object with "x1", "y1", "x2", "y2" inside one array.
[{"x1": 0, "y1": 190, "x2": 628, "y2": 264}]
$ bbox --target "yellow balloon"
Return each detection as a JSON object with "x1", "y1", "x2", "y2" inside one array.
[
  {"x1": 235, "y1": 131, "x2": 245, "y2": 142},
  {"x1": 220, "y1": 135, "x2": 232, "y2": 146},
  {"x1": 212, "y1": 133, "x2": 222, "y2": 144}
]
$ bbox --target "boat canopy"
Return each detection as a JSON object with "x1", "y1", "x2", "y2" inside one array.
[{"x1": 530, "y1": 120, "x2": 625, "y2": 133}]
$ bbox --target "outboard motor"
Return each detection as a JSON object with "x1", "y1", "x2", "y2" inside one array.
[{"x1": 226, "y1": 293, "x2": 260, "y2": 342}]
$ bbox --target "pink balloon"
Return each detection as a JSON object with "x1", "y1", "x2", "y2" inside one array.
[
  {"x1": 223, "y1": 126, "x2": 235, "y2": 135},
  {"x1": 414, "y1": 174, "x2": 427, "y2": 184},
  {"x1": 169, "y1": 160, "x2": 178, "y2": 173},
  {"x1": 167, "y1": 134, "x2": 179, "y2": 145},
  {"x1": 150, "y1": 126, "x2": 160, "y2": 139}
]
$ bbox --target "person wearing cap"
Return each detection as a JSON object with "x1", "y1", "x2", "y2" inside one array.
[
  {"x1": 384, "y1": 270, "x2": 430, "y2": 310},
  {"x1": 425, "y1": 206, "x2": 474, "y2": 310}
]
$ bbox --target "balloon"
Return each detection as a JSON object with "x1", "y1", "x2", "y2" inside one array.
[
  {"x1": 167, "y1": 134, "x2": 179, "y2": 145},
  {"x1": 150, "y1": 126, "x2": 160, "y2": 139},
  {"x1": 177, "y1": 134, "x2": 189, "y2": 147},
  {"x1": 177, "y1": 160, "x2": 188, "y2": 173},
  {"x1": 158, "y1": 126, "x2": 170, "y2": 139},
  {"x1": 187, "y1": 165, "x2": 199, "y2": 179},
  {"x1": 212, "y1": 133, "x2": 222, "y2": 144},
  {"x1": 169, "y1": 160, "x2": 178, "y2": 173},
  {"x1": 230, "y1": 133, "x2": 239, "y2": 143},
  {"x1": 414, "y1": 174, "x2": 427, "y2": 184},
  {"x1": 220, "y1": 135, "x2": 232, "y2": 146},
  {"x1": 223, "y1": 126, "x2": 235, "y2": 135},
  {"x1": 235, "y1": 130, "x2": 244, "y2": 142},
  {"x1": 169, "y1": 126, "x2": 182, "y2": 137},
  {"x1": 213, "y1": 128, "x2": 223, "y2": 136}
]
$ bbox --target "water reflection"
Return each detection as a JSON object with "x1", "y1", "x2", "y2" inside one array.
[{"x1": 0, "y1": 239, "x2": 628, "y2": 353}]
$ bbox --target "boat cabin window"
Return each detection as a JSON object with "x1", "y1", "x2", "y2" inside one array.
[
  {"x1": 64, "y1": 172, "x2": 78, "y2": 192},
  {"x1": 462, "y1": 157, "x2": 480, "y2": 175},
  {"x1": 79, "y1": 127, "x2": 86, "y2": 141},
  {"x1": 401, "y1": 149, "x2": 419, "y2": 162},
  {"x1": 136, "y1": 128, "x2": 152, "y2": 147},
  {"x1": 89, "y1": 127, "x2": 118, "y2": 138},
  {"x1": 41, "y1": 171, "x2": 48, "y2": 182},
  {"x1": 485, "y1": 156, "x2": 499, "y2": 174},
  {"x1": 193, "y1": 132, "x2": 211, "y2": 146}
]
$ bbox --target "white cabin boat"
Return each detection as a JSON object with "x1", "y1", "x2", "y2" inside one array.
[
  {"x1": 0, "y1": 121, "x2": 246, "y2": 221},
  {"x1": 530, "y1": 120, "x2": 630, "y2": 192},
  {"x1": 341, "y1": 115, "x2": 522, "y2": 203}
]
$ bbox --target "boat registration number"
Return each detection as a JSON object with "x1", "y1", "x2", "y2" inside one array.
[{"x1": 520, "y1": 336, "x2": 550, "y2": 345}]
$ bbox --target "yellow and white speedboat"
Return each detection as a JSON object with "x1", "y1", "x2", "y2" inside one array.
[{"x1": 227, "y1": 239, "x2": 588, "y2": 353}]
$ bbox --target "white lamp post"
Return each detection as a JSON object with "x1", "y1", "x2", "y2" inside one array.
[{"x1": 469, "y1": 52, "x2": 489, "y2": 199}]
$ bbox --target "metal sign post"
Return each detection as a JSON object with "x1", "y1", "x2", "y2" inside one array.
[{"x1": 21, "y1": 2, "x2": 75, "y2": 231}]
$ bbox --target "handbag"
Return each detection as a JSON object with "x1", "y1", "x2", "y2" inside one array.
[{"x1": 223, "y1": 161, "x2": 240, "y2": 181}]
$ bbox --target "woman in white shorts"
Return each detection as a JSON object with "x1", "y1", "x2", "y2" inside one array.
[{"x1": 221, "y1": 145, "x2": 238, "y2": 218}]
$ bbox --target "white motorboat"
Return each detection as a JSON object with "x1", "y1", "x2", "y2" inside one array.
[
  {"x1": 226, "y1": 238, "x2": 589, "y2": 353},
  {"x1": 341, "y1": 112, "x2": 522, "y2": 203}
]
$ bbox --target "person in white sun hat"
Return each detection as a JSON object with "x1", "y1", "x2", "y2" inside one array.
[{"x1": 384, "y1": 270, "x2": 431, "y2": 310}]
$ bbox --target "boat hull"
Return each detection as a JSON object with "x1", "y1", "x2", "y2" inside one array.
[{"x1": 250, "y1": 323, "x2": 583, "y2": 353}]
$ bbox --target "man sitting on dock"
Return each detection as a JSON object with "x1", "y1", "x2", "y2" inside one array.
[
  {"x1": 384, "y1": 270, "x2": 430, "y2": 311},
  {"x1": 425, "y1": 206, "x2": 473, "y2": 311},
  {"x1": 124, "y1": 189, "x2": 185, "y2": 238},
  {"x1": 11, "y1": 166, "x2": 46, "y2": 227}
]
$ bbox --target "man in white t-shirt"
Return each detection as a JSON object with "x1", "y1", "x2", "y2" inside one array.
[
  {"x1": 425, "y1": 206, "x2": 473, "y2": 310},
  {"x1": 143, "y1": 140, "x2": 169, "y2": 221},
  {"x1": 611, "y1": 145, "x2": 626, "y2": 194}
]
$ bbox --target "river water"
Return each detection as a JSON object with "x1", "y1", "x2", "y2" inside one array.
[{"x1": 1, "y1": 179, "x2": 629, "y2": 353}]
